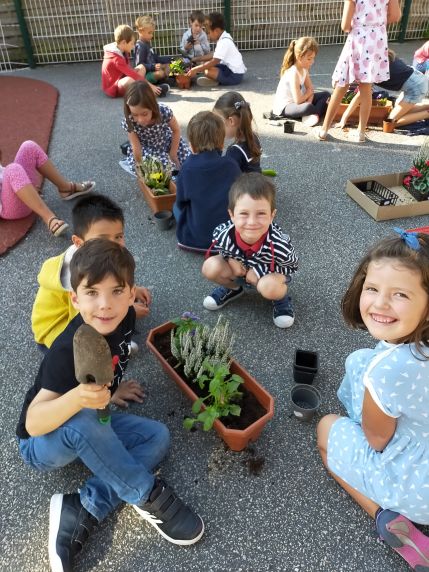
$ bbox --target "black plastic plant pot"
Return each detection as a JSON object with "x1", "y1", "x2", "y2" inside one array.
[
  {"x1": 290, "y1": 384, "x2": 321, "y2": 422},
  {"x1": 293, "y1": 367, "x2": 316, "y2": 384},
  {"x1": 295, "y1": 349, "x2": 319, "y2": 371},
  {"x1": 154, "y1": 210, "x2": 173, "y2": 230},
  {"x1": 283, "y1": 121, "x2": 295, "y2": 134}
]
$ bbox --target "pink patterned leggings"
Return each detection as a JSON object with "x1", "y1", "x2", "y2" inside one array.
[{"x1": 1, "y1": 140, "x2": 48, "y2": 220}]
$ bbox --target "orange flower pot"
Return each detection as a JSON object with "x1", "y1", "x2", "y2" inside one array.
[
  {"x1": 333, "y1": 99, "x2": 393, "y2": 125},
  {"x1": 146, "y1": 321, "x2": 274, "y2": 451},
  {"x1": 175, "y1": 74, "x2": 192, "y2": 89},
  {"x1": 137, "y1": 178, "x2": 176, "y2": 214}
]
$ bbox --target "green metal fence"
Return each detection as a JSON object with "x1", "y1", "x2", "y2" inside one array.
[{"x1": 1, "y1": 0, "x2": 428, "y2": 71}]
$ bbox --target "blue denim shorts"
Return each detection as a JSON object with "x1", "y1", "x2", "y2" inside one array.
[
  {"x1": 402, "y1": 70, "x2": 428, "y2": 103},
  {"x1": 216, "y1": 64, "x2": 244, "y2": 86}
]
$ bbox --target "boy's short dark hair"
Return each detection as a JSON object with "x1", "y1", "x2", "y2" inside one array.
[
  {"x1": 206, "y1": 12, "x2": 225, "y2": 31},
  {"x1": 72, "y1": 194, "x2": 124, "y2": 239},
  {"x1": 187, "y1": 111, "x2": 225, "y2": 152},
  {"x1": 70, "y1": 239, "x2": 135, "y2": 292},
  {"x1": 229, "y1": 172, "x2": 276, "y2": 212},
  {"x1": 190, "y1": 10, "x2": 205, "y2": 24}
]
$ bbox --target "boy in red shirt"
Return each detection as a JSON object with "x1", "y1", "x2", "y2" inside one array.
[{"x1": 102, "y1": 25, "x2": 161, "y2": 97}]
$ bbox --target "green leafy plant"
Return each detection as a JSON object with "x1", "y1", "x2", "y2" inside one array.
[
  {"x1": 137, "y1": 156, "x2": 172, "y2": 196},
  {"x1": 403, "y1": 137, "x2": 429, "y2": 195},
  {"x1": 169, "y1": 58, "x2": 189, "y2": 75},
  {"x1": 184, "y1": 359, "x2": 244, "y2": 431},
  {"x1": 170, "y1": 314, "x2": 244, "y2": 431}
]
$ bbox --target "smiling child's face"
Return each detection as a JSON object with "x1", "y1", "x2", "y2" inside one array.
[
  {"x1": 229, "y1": 194, "x2": 276, "y2": 245},
  {"x1": 359, "y1": 258, "x2": 429, "y2": 344},
  {"x1": 71, "y1": 274, "x2": 135, "y2": 336}
]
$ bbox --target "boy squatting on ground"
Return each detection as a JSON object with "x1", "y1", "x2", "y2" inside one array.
[
  {"x1": 17, "y1": 239, "x2": 204, "y2": 572},
  {"x1": 134, "y1": 15, "x2": 171, "y2": 94},
  {"x1": 102, "y1": 24, "x2": 161, "y2": 98},
  {"x1": 174, "y1": 110, "x2": 241, "y2": 251},
  {"x1": 31, "y1": 195, "x2": 151, "y2": 400},
  {"x1": 202, "y1": 172, "x2": 298, "y2": 328},
  {"x1": 187, "y1": 12, "x2": 246, "y2": 88}
]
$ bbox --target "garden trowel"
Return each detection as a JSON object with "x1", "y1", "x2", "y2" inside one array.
[{"x1": 73, "y1": 323, "x2": 113, "y2": 424}]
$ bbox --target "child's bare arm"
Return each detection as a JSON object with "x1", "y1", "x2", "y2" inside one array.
[
  {"x1": 25, "y1": 385, "x2": 111, "y2": 437},
  {"x1": 387, "y1": 0, "x2": 401, "y2": 24},
  {"x1": 362, "y1": 389, "x2": 397, "y2": 451},
  {"x1": 127, "y1": 132, "x2": 142, "y2": 164},
  {"x1": 187, "y1": 57, "x2": 220, "y2": 76},
  {"x1": 290, "y1": 71, "x2": 309, "y2": 104},
  {"x1": 341, "y1": 0, "x2": 356, "y2": 32},
  {"x1": 168, "y1": 116, "x2": 181, "y2": 166},
  {"x1": 191, "y1": 52, "x2": 213, "y2": 64}
]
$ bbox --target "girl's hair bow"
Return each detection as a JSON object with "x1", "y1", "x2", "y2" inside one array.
[{"x1": 393, "y1": 227, "x2": 421, "y2": 251}]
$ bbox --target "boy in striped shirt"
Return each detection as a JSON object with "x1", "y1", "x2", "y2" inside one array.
[{"x1": 202, "y1": 172, "x2": 298, "y2": 328}]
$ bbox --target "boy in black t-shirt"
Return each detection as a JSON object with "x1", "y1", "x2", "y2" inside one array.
[{"x1": 17, "y1": 239, "x2": 204, "y2": 572}]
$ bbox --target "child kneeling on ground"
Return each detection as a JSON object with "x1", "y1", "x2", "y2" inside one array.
[
  {"x1": 202, "y1": 172, "x2": 298, "y2": 328},
  {"x1": 18, "y1": 239, "x2": 204, "y2": 572}
]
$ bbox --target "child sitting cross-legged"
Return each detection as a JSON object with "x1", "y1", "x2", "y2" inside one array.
[
  {"x1": 134, "y1": 15, "x2": 171, "y2": 96},
  {"x1": 18, "y1": 239, "x2": 204, "y2": 572},
  {"x1": 174, "y1": 110, "x2": 241, "y2": 252},
  {"x1": 32, "y1": 194, "x2": 151, "y2": 368},
  {"x1": 202, "y1": 172, "x2": 298, "y2": 328}
]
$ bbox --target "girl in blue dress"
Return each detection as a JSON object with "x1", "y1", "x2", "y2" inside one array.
[
  {"x1": 122, "y1": 81, "x2": 190, "y2": 173},
  {"x1": 318, "y1": 229, "x2": 429, "y2": 571}
]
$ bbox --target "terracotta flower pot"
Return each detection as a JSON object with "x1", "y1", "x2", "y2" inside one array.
[
  {"x1": 175, "y1": 74, "x2": 192, "y2": 89},
  {"x1": 137, "y1": 178, "x2": 176, "y2": 214},
  {"x1": 146, "y1": 321, "x2": 274, "y2": 451},
  {"x1": 333, "y1": 99, "x2": 393, "y2": 125}
]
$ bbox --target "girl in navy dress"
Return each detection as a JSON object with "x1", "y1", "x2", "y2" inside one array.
[
  {"x1": 318, "y1": 230, "x2": 429, "y2": 570},
  {"x1": 122, "y1": 81, "x2": 190, "y2": 173}
]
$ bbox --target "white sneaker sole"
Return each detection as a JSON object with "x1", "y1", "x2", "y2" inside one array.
[
  {"x1": 49, "y1": 494, "x2": 65, "y2": 572},
  {"x1": 273, "y1": 315, "x2": 295, "y2": 328},
  {"x1": 133, "y1": 505, "x2": 205, "y2": 545}
]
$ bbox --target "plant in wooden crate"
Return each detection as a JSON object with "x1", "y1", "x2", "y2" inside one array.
[
  {"x1": 137, "y1": 156, "x2": 172, "y2": 196},
  {"x1": 403, "y1": 138, "x2": 429, "y2": 201},
  {"x1": 170, "y1": 314, "x2": 244, "y2": 431}
]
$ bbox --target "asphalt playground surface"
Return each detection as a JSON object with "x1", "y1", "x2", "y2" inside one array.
[{"x1": 1, "y1": 41, "x2": 428, "y2": 572}]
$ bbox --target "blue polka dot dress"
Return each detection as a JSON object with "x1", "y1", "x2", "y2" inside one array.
[
  {"x1": 328, "y1": 341, "x2": 429, "y2": 524},
  {"x1": 121, "y1": 103, "x2": 190, "y2": 172}
]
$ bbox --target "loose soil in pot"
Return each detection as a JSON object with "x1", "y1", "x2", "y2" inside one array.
[{"x1": 153, "y1": 330, "x2": 266, "y2": 430}]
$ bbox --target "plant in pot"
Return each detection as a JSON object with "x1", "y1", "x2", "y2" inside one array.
[
  {"x1": 146, "y1": 312, "x2": 274, "y2": 451},
  {"x1": 136, "y1": 156, "x2": 176, "y2": 213},
  {"x1": 170, "y1": 58, "x2": 192, "y2": 89},
  {"x1": 403, "y1": 137, "x2": 429, "y2": 202}
]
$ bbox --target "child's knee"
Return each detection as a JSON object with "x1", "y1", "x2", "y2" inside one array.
[
  {"x1": 257, "y1": 275, "x2": 287, "y2": 300},
  {"x1": 317, "y1": 414, "x2": 340, "y2": 453},
  {"x1": 202, "y1": 256, "x2": 224, "y2": 279}
]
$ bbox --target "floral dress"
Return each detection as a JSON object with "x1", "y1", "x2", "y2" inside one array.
[
  {"x1": 121, "y1": 103, "x2": 190, "y2": 172},
  {"x1": 328, "y1": 341, "x2": 429, "y2": 524},
  {"x1": 332, "y1": 0, "x2": 389, "y2": 86}
]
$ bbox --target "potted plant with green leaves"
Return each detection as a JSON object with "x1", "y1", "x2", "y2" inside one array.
[
  {"x1": 333, "y1": 86, "x2": 393, "y2": 125},
  {"x1": 136, "y1": 156, "x2": 176, "y2": 213},
  {"x1": 146, "y1": 312, "x2": 274, "y2": 451},
  {"x1": 403, "y1": 138, "x2": 429, "y2": 202},
  {"x1": 170, "y1": 58, "x2": 192, "y2": 89}
]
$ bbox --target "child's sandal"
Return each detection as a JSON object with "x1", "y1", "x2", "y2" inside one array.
[
  {"x1": 48, "y1": 216, "x2": 69, "y2": 237},
  {"x1": 59, "y1": 181, "x2": 96, "y2": 201}
]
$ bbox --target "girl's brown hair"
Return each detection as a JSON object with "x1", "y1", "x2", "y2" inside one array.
[
  {"x1": 280, "y1": 36, "x2": 319, "y2": 76},
  {"x1": 213, "y1": 91, "x2": 261, "y2": 163},
  {"x1": 124, "y1": 81, "x2": 160, "y2": 131},
  {"x1": 342, "y1": 233, "x2": 429, "y2": 353}
]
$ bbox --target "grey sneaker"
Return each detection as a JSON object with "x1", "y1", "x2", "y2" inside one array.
[
  {"x1": 119, "y1": 159, "x2": 136, "y2": 178},
  {"x1": 197, "y1": 76, "x2": 219, "y2": 87},
  {"x1": 203, "y1": 286, "x2": 244, "y2": 310},
  {"x1": 133, "y1": 479, "x2": 204, "y2": 545}
]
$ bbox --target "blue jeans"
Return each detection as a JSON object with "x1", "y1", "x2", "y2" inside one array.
[{"x1": 19, "y1": 410, "x2": 170, "y2": 521}]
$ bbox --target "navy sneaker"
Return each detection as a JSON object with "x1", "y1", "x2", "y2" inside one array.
[
  {"x1": 49, "y1": 493, "x2": 97, "y2": 572},
  {"x1": 158, "y1": 83, "x2": 170, "y2": 97},
  {"x1": 273, "y1": 295, "x2": 295, "y2": 328},
  {"x1": 203, "y1": 286, "x2": 244, "y2": 310},
  {"x1": 133, "y1": 479, "x2": 204, "y2": 545}
]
